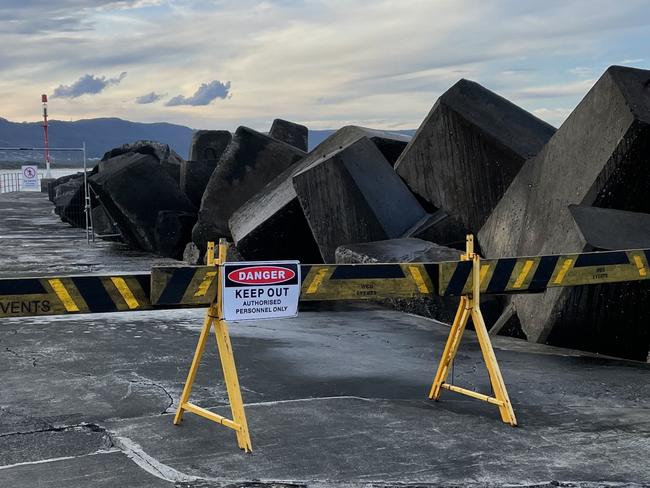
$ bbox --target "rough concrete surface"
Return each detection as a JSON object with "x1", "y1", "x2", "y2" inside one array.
[
  {"x1": 193, "y1": 126, "x2": 306, "y2": 248},
  {"x1": 395, "y1": 79, "x2": 555, "y2": 233},
  {"x1": 478, "y1": 65, "x2": 650, "y2": 360},
  {"x1": 90, "y1": 153, "x2": 196, "y2": 253},
  {"x1": 293, "y1": 137, "x2": 428, "y2": 262},
  {"x1": 229, "y1": 126, "x2": 411, "y2": 263},
  {"x1": 334, "y1": 237, "x2": 461, "y2": 264},
  {"x1": 0, "y1": 192, "x2": 649, "y2": 487},
  {"x1": 188, "y1": 130, "x2": 232, "y2": 162},
  {"x1": 269, "y1": 119, "x2": 308, "y2": 151},
  {"x1": 569, "y1": 205, "x2": 650, "y2": 250}
]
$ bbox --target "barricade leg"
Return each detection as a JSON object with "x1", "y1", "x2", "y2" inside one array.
[
  {"x1": 470, "y1": 306, "x2": 517, "y2": 425},
  {"x1": 173, "y1": 307, "x2": 215, "y2": 425},
  {"x1": 429, "y1": 297, "x2": 470, "y2": 400},
  {"x1": 214, "y1": 318, "x2": 252, "y2": 451}
]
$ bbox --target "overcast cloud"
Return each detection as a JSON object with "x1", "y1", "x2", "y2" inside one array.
[
  {"x1": 136, "y1": 91, "x2": 164, "y2": 104},
  {"x1": 53, "y1": 72, "x2": 127, "y2": 98},
  {"x1": 0, "y1": 0, "x2": 648, "y2": 130},
  {"x1": 166, "y1": 80, "x2": 231, "y2": 106}
]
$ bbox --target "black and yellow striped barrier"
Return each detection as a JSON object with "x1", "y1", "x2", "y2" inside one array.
[
  {"x1": 439, "y1": 248, "x2": 650, "y2": 296},
  {"x1": 2, "y1": 248, "x2": 650, "y2": 318},
  {"x1": 0, "y1": 274, "x2": 151, "y2": 317}
]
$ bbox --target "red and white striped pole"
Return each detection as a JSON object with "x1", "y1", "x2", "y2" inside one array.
[{"x1": 42, "y1": 94, "x2": 51, "y2": 178}]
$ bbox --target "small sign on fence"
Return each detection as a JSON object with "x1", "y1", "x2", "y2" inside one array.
[
  {"x1": 20, "y1": 165, "x2": 39, "y2": 191},
  {"x1": 222, "y1": 261, "x2": 301, "y2": 321}
]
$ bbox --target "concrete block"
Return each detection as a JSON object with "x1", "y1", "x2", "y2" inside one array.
[
  {"x1": 101, "y1": 140, "x2": 184, "y2": 184},
  {"x1": 192, "y1": 126, "x2": 306, "y2": 249},
  {"x1": 154, "y1": 210, "x2": 197, "y2": 260},
  {"x1": 293, "y1": 137, "x2": 428, "y2": 262},
  {"x1": 269, "y1": 119, "x2": 308, "y2": 151},
  {"x1": 188, "y1": 130, "x2": 232, "y2": 161},
  {"x1": 229, "y1": 126, "x2": 412, "y2": 263},
  {"x1": 335, "y1": 237, "x2": 462, "y2": 264},
  {"x1": 478, "y1": 65, "x2": 650, "y2": 360},
  {"x1": 51, "y1": 173, "x2": 86, "y2": 228},
  {"x1": 91, "y1": 204, "x2": 122, "y2": 242},
  {"x1": 569, "y1": 205, "x2": 650, "y2": 250},
  {"x1": 89, "y1": 153, "x2": 195, "y2": 253},
  {"x1": 407, "y1": 209, "x2": 470, "y2": 251},
  {"x1": 334, "y1": 238, "x2": 493, "y2": 324},
  {"x1": 180, "y1": 159, "x2": 218, "y2": 207},
  {"x1": 396, "y1": 79, "x2": 555, "y2": 232}
]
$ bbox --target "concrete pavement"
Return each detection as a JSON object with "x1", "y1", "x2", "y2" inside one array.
[{"x1": 0, "y1": 192, "x2": 648, "y2": 487}]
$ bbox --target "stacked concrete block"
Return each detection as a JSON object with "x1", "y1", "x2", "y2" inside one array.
[
  {"x1": 89, "y1": 153, "x2": 196, "y2": 253},
  {"x1": 569, "y1": 205, "x2": 650, "y2": 251},
  {"x1": 479, "y1": 65, "x2": 650, "y2": 360},
  {"x1": 181, "y1": 130, "x2": 233, "y2": 206},
  {"x1": 51, "y1": 173, "x2": 86, "y2": 228},
  {"x1": 396, "y1": 79, "x2": 555, "y2": 234},
  {"x1": 293, "y1": 137, "x2": 428, "y2": 262},
  {"x1": 269, "y1": 119, "x2": 308, "y2": 151},
  {"x1": 335, "y1": 238, "x2": 461, "y2": 264},
  {"x1": 188, "y1": 130, "x2": 232, "y2": 161},
  {"x1": 229, "y1": 126, "x2": 412, "y2": 263},
  {"x1": 101, "y1": 140, "x2": 184, "y2": 184},
  {"x1": 192, "y1": 126, "x2": 306, "y2": 250}
]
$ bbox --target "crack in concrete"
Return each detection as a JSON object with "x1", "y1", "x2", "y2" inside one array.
[
  {"x1": 0, "y1": 422, "x2": 109, "y2": 441},
  {"x1": 126, "y1": 372, "x2": 175, "y2": 414}
]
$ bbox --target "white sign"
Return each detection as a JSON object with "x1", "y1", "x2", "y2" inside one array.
[
  {"x1": 20, "y1": 165, "x2": 39, "y2": 191},
  {"x1": 221, "y1": 261, "x2": 301, "y2": 321}
]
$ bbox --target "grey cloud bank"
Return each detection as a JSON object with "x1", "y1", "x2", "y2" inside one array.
[
  {"x1": 53, "y1": 72, "x2": 127, "y2": 98},
  {"x1": 135, "y1": 92, "x2": 164, "y2": 104},
  {"x1": 166, "y1": 80, "x2": 231, "y2": 106}
]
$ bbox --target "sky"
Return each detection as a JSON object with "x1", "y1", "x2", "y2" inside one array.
[{"x1": 1, "y1": 0, "x2": 649, "y2": 131}]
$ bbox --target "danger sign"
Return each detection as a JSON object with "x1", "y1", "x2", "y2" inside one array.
[{"x1": 222, "y1": 261, "x2": 301, "y2": 321}]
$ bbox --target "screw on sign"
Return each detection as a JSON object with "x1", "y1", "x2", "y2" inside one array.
[{"x1": 222, "y1": 261, "x2": 301, "y2": 321}]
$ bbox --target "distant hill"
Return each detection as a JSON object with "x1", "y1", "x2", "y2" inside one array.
[{"x1": 0, "y1": 117, "x2": 415, "y2": 168}]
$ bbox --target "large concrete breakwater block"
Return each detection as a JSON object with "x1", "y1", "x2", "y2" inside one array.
[
  {"x1": 569, "y1": 205, "x2": 650, "y2": 251},
  {"x1": 180, "y1": 160, "x2": 219, "y2": 207},
  {"x1": 395, "y1": 79, "x2": 555, "y2": 234},
  {"x1": 188, "y1": 130, "x2": 232, "y2": 161},
  {"x1": 479, "y1": 65, "x2": 650, "y2": 360},
  {"x1": 182, "y1": 130, "x2": 233, "y2": 206},
  {"x1": 293, "y1": 137, "x2": 428, "y2": 262},
  {"x1": 101, "y1": 140, "x2": 184, "y2": 185},
  {"x1": 155, "y1": 210, "x2": 197, "y2": 259},
  {"x1": 192, "y1": 126, "x2": 306, "y2": 249},
  {"x1": 50, "y1": 172, "x2": 87, "y2": 228},
  {"x1": 229, "y1": 126, "x2": 412, "y2": 263},
  {"x1": 269, "y1": 118, "x2": 308, "y2": 151},
  {"x1": 335, "y1": 237, "x2": 461, "y2": 264},
  {"x1": 90, "y1": 153, "x2": 196, "y2": 253}
]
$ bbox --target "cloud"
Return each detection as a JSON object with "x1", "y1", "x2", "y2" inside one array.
[
  {"x1": 512, "y1": 79, "x2": 596, "y2": 99},
  {"x1": 53, "y1": 72, "x2": 127, "y2": 98},
  {"x1": 166, "y1": 80, "x2": 231, "y2": 106},
  {"x1": 0, "y1": 0, "x2": 162, "y2": 34},
  {"x1": 135, "y1": 91, "x2": 164, "y2": 104},
  {"x1": 533, "y1": 107, "x2": 572, "y2": 126}
]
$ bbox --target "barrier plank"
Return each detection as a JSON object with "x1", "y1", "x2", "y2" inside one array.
[
  {"x1": 3, "y1": 248, "x2": 650, "y2": 318},
  {"x1": 0, "y1": 274, "x2": 151, "y2": 318}
]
